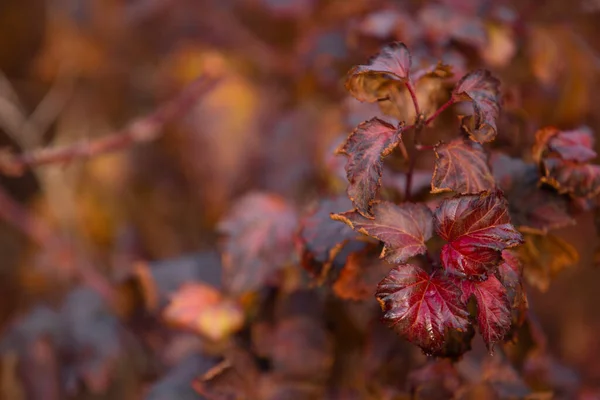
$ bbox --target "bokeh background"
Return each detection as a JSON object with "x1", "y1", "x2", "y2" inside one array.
[{"x1": 0, "y1": 0, "x2": 599, "y2": 399}]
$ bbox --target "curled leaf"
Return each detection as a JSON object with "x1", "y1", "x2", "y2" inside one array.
[
  {"x1": 431, "y1": 138, "x2": 495, "y2": 195},
  {"x1": 434, "y1": 192, "x2": 523, "y2": 278},
  {"x1": 541, "y1": 158, "x2": 600, "y2": 198},
  {"x1": 331, "y1": 201, "x2": 433, "y2": 264},
  {"x1": 452, "y1": 69, "x2": 500, "y2": 143},
  {"x1": 533, "y1": 126, "x2": 596, "y2": 163},
  {"x1": 345, "y1": 42, "x2": 412, "y2": 103},
  {"x1": 337, "y1": 118, "x2": 403, "y2": 217},
  {"x1": 376, "y1": 265, "x2": 469, "y2": 354}
]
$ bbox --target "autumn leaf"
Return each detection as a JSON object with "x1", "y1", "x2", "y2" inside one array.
[
  {"x1": 518, "y1": 233, "x2": 579, "y2": 292},
  {"x1": 162, "y1": 283, "x2": 244, "y2": 341},
  {"x1": 218, "y1": 192, "x2": 298, "y2": 294},
  {"x1": 452, "y1": 69, "x2": 500, "y2": 143},
  {"x1": 491, "y1": 153, "x2": 575, "y2": 234},
  {"x1": 332, "y1": 251, "x2": 391, "y2": 301},
  {"x1": 434, "y1": 192, "x2": 523, "y2": 278},
  {"x1": 459, "y1": 276, "x2": 511, "y2": 350},
  {"x1": 345, "y1": 42, "x2": 412, "y2": 103},
  {"x1": 331, "y1": 201, "x2": 433, "y2": 264},
  {"x1": 376, "y1": 265, "x2": 469, "y2": 354},
  {"x1": 431, "y1": 138, "x2": 495, "y2": 195},
  {"x1": 533, "y1": 126, "x2": 596, "y2": 163},
  {"x1": 345, "y1": 42, "x2": 452, "y2": 122},
  {"x1": 337, "y1": 118, "x2": 403, "y2": 217},
  {"x1": 541, "y1": 158, "x2": 600, "y2": 198},
  {"x1": 297, "y1": 196, "x2": 360, "y2": 279}
]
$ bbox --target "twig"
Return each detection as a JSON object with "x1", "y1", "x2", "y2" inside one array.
[{"x1": 0, "y1": 75, "x2": 220, "y2": 176}]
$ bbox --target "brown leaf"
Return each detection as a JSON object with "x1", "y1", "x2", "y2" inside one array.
[
  {"x1": 332, "y1": 201, "x2": 433, "y2": 264},
  {"x1": 518, "y1": 233, "x2": 579, "y2": 292},
  {"x1": 218, "y1": 192, "x2": 298, "y2": 294},
  {"x1": 337, "y1": 118, "x2": 403, "y2": 217},
  {"x1": 431, "y1": 138, "x2": 495, "y2": 195},
  {"x1": 452, "y1": 70, "x2": 500, "y2": 143},
  {"x1": 345, "y1": 42, "x2": 412, "y2": 103}
]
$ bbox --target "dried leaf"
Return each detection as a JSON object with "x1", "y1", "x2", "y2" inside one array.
[
  {"x1": 434, "y1": 192, "x2": 523, "y2": 278},
  {"x1": 452, "y1": 70, "x2": 500, "y2": 143},
  {"x1": 218, "y1": 192, "x2": 298, "y2": 294},
  {"x1": 376, "y1": 265, "x2": 469, "y2": 354},
  {"x1": 337, "y1": 118, "x2": 403, "y2": 216},
  {"x1": 332, "y1": 202, "x2": 433, "y2": 264},
  {"x1": 518, "y1": 233, "x2": 579, "y2": 292},
  {"x1": 431, "y1": 138, "x2": 495, "y2": 195}
]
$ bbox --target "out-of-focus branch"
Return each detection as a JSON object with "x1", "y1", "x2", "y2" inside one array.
[
  {"x1": 0, "y1": 75, "x2": 220, "y2": 176},
  {"x1": 0, "y1": 185, "x2": 115, "y2": 303}
]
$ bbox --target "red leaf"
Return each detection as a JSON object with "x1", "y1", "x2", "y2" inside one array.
[
  {"x1": 376, "y1": 265, "x2": 469, "y2": 354},
  {"x1": 460, "y1": 276, "x2": 511, "y2": 349},
  {"x1": 331, "y1": 202, "x2": 433, "y2": 264},
  {"x1": 345, "y1": 42, "x2": 412, "y2": 103},
  {"x1": 491, "y1": 153, "x2": 575, "y2": 234},
  {"x1": 434, "y1": 192, "x2": 523, "y2": 278},
  {"x1": 337, "y1": 118, "x2": 403, "y2": 217},
  {"x1": 541, "y1": 158, "x2": 600, "y2": 198},
  {"x1": 218, "y1": 192, "x2": 298, "y2": 294},
  {"x1": 452, "y1": 69, "x2": 500, "y2": 143},
  {"x1": 533, "y1": 126, "x2": 596, "y2": 163},
  {"x1": 431, "y1": 138, "x2": 495, "y2": 194}
]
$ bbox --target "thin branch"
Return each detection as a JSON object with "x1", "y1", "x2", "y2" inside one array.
[
  {"x1": 425, "y1": 97, "x2": 455, "y2": 126},
  {"x1": 0, "y1": 75, "x2": 220, "y2": 176}
]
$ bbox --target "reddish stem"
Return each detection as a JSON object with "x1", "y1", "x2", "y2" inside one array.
[
  {"x1": 405, "y1": 81, "x2": 420, "y2": 116},
  {"x1": 404, "y1": 153, "x2": 417, "y2": 201},
  {"x1": 0, "y1": 75, "x2": 220, "y2": 176},
  {"x1": 415, "y1": 144, "x2": 434, "y2": 151},
  {"x1": 425, "y1": 97, "x2": 455, "y2": 126}
]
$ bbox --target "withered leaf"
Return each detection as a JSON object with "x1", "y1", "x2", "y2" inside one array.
[
  {"x1": 331, "y1": 201, "x2": 433, "y2": 264},
  {"x1": 459, "y1": 276, "x2": 511, "y2": 350},
  {"x1": 337, "y1": 118, "x2": 403, "y2": 217},
  {"x1": 452, "y1": 70, "x2": 500, "y2": 143},
  {"x1": 518, "y1": 233, "x2": 579, "y2": 292},
  {"x1": 434, "y1": 192, "x2": 523, "y2": 278},
  {"x1": 218, "y1": 192, "x2": 298, "y2": 294},
  {"x1": 491, "y1": 153, "x2": 575, "y2": 234},
  {"x1": 431, "y1": 138, "x2": 495, "y2": 195},
  {"x1": 541, "y1": 158, "x2": 600, "y2": 198},
  {"x1": 376, "y1": 265, "x2": 469, "y2": 354}
]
